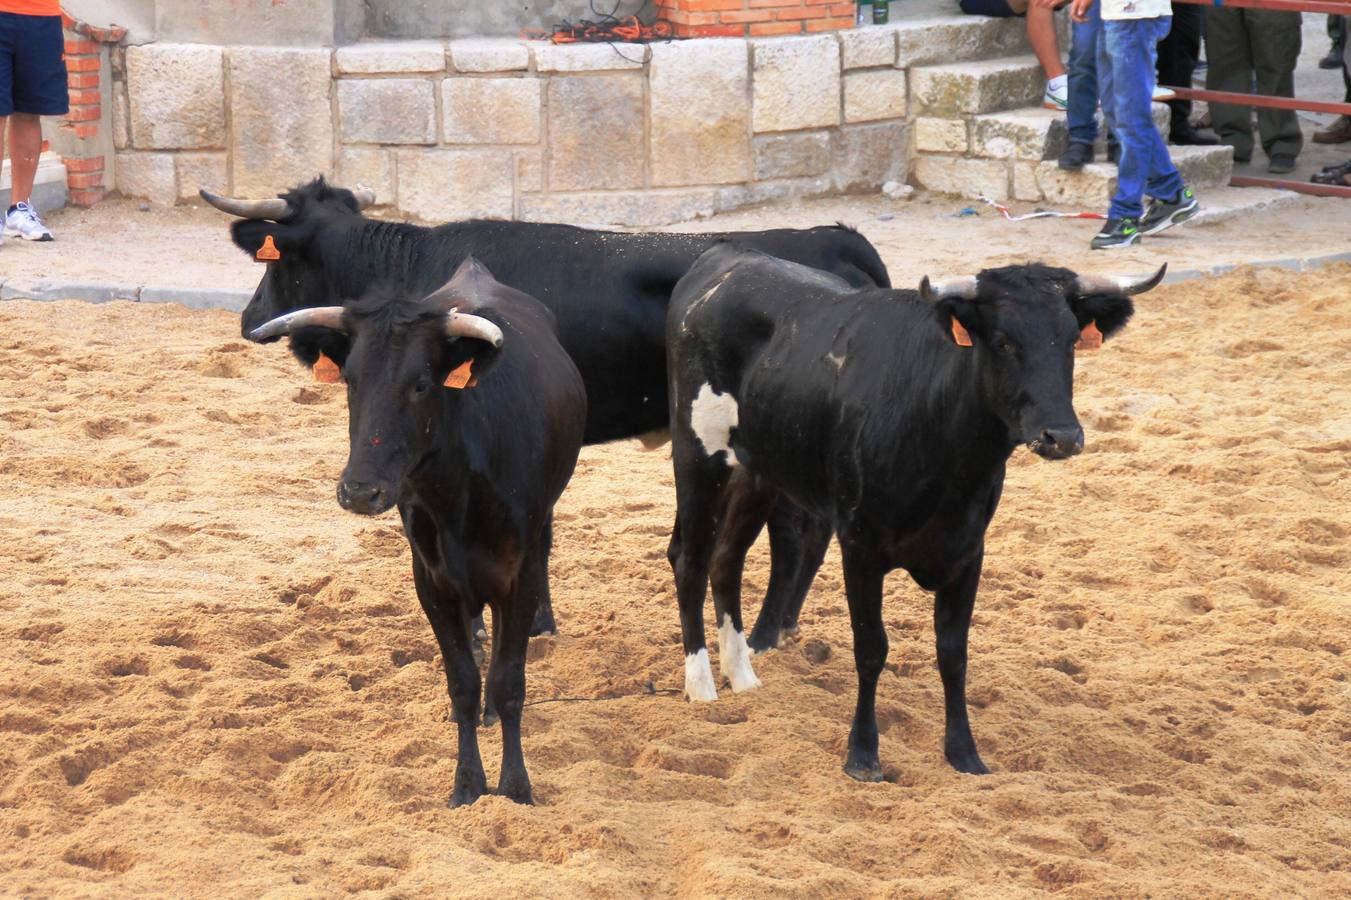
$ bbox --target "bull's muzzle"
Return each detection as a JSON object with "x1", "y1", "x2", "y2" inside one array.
[
  {"x1": 337, "y1": 479, "x2": 395, "y2": 516},
  {"x1": 1028, "y1": 426, "x2": 1085, "y2": 460}
]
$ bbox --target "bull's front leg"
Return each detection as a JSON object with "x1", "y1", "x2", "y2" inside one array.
[
  {"x1": 934, "y1": 552, "x2": 989, "y2": 775},
  {"x1": 411, "y1": 556, "x2": 488, "y2": 806},
  {"x1": 490, "y1": 546, "x2": 548, "y2": 804}
]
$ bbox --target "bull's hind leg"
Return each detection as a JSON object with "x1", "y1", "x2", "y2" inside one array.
[
  {"x1": 411, "y1": 556, "x2": 487, "y2": 806},
  {"x1": 529, "y1": 517, "x2": 558, "y2": 637},
  {"x1": 669, "y1": 458, "x2": 728, "y2": 702},
  {"x1": 710, "y1": 474, "x2": 771, "y2": 692},
  {"x1": 934, "y1": 553, "x2": 989, "y2": 775},
  {"x1": 839, "y1": 533, "x2": 888, "y2": 782},
  {"x1": 750, "y1": 502, "x2": 831, "y2": 654},
  {"x1": 489, "y1": 546, "x2": 544, "y2": 805}
]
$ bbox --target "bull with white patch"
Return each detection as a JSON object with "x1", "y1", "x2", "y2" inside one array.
[{"x1": 665, "y1": 244, "x2": 1161, "y2": 780}]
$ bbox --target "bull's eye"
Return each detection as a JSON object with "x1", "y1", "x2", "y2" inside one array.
[
  {"x1": 411, "y1": 377, "x2": 432, "y2": 399},
  {"x1": 994, "y1": 337, "x2": 1016, "y2": 356}
]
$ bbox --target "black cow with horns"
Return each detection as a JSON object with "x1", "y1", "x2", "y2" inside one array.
[
  {"x1": 204, "y1": 178, "x2": 891, "y2": 647},
  {"x1": 666, "y1": 245, "x2": 1162, "y2": 780},
  {"x1": 249, "y1": 258, "x2": 586, "y2": 807}
]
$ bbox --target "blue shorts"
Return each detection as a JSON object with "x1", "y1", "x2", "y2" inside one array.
[{"x1": 0, "y1": 12, "x2": 69, "y2": 118}]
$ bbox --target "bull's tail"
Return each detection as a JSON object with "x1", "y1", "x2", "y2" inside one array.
[{"x1": 833, "y1": 223, "x2": 891, "y2": 289}]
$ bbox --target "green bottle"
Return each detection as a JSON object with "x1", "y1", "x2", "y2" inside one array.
[{"x1": 872, "y1": 1, "x2": 889, "y2": 25}]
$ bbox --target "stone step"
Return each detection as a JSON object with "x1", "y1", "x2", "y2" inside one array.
[
  {"x1": 911, "y1": 56, "x2": 1045, "y2": 117},
  {"x1": 0, "y1": 152, "x2": 67, "y2": 215},
  {"x1": 1015, "y1": 144, "x2": 1236, "y2": 207},
  {"x1": 963, "y1": 102, "x2": 1174, "y2": 164}
]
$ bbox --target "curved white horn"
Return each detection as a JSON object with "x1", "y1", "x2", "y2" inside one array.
[
  {"x1": 445, "y1": 312, "x2": 504, "y2": 348},
  {"x1": 1074, "y1": 263, "x2": 1168, "y2": 296},
  {"x1": 248, "y1": 306, "x2": 347, "y2": 342},
  {"x1": 352, "y1": 187, "x2": 377, "y2": 210},
  {"x1": 918, "y1": 275, "x2": 979, "y2": 302},
  {"x1": 200, "y1": 188, "x2": 293, "y2": 221}
]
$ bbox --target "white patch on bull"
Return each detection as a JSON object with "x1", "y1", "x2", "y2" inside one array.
[
  {"x1": 689, "y1": 383, "x2": 740, "y2": 466},
  {"x1": 638, "y1": 428, "x2": 671, "y2": 450},
  {"x1": 718, "y1": 615, "x2": 762, "y2": 693},
  {"x1": 684, "y1": 648, "x2": 718, "y2": 702},
  {"x1": 680, "y1": 269, "x2": 735, "y2": 333}
]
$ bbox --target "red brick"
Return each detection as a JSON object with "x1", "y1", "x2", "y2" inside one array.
[
  {"x1": 721, "y1": 9, "x2": 775, "y2": 22},
  {"x1": 68, "y1": 89, "x2": 101, "y2": 106},
  {"x1": 63, "y1": 155, "x2": 106, "y2": 173},
  {"x1": 64, "y1": 38, "x2": 100, "y2": 56},
  {"x1": 805, "y1": 15, "x2": 853, "y2": 30},
  {"x1": 64, "y1": 56, "x2": 101, "y2": 73},
  {"x1": 64, "y1": 104, "x2": 102, "y2": 122},
  {"x1": 67, "y1": 72, "x2": 100, "y2": 89},
  {"x1": 784, "y1": 6, "x2": 830, "y2": 18},
  {"x1": 69, "y1": 188, "x2": 107, "y2": 207},
  {"x1": 829, "y1": 2, "x2": 857, "y2": 13},
  {"x1": 61, "y1": 122, "x2": 99, "y2": 138},
  {"x1": 750, "y1": 21, "x2": 803, "y2": 34},
  {"x1": 750, "y1": 0, "x2": 798, "y2": 6},
  {"x1": 672, "y1": 22, "x2": 747, "y2": 36},
  {"x1": 66, "y1": 172, "x2": 107, "y2": 189}
]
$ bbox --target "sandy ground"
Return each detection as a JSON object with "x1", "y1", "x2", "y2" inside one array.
[{"x1": 1, "y1": 221, "x2": 1349, "y2": 897}]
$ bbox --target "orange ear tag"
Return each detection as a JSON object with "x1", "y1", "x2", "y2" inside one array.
[
  {"x1": 313, "y1": 352, "x2": 342, "y2": 384},
  {"x1": 1075, "y1": 321, "x2": 1103, "y2": 352},
  {"x1": 443, "y1": 359, "x2": 478, "y2": 390},
  {"x1": 951, "y1": 317, "x2": 973, "y2": 347},
  {"x1": 255, "y1": 235, "x2": 281, "y2": 262}
]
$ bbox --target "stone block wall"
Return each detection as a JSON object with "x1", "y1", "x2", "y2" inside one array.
[{"x1": 109, "y1": 28, "x2": 930, "y2": 226}]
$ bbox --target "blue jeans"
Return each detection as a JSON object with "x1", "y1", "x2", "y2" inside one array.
[
  {"x1": 1067, "y1": 3, "x2": 1103, "y2": 145},
  {"x1": 1099, "y1": 16, "x2": 1184, "y2": 219}
]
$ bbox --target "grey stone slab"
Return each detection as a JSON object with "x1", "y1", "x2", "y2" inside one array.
[
  {"x1": 140, "y1": 286, "x2": 254, "y2": 311},
  {"x1": 752, "y1": 35, "x2": 840, "y2": 133},
  {"x1": 649, "y1": 39, "x2": 751, "y2": 187},
  {"x1": 126, "y1": 44, "x2": 226, "y2": 150},
  {"x1": 547, "y1": 75, "x2": 644, "y2": 192},
  {"x1": 229, "y1": 48, "x2": 335, "y2": 197},
  {"x1": 338, "y1": 79, "x2": 437, "y2": 145},
  {"x1": 0, "y1": 281, "x2": 139, "y2": 303}
]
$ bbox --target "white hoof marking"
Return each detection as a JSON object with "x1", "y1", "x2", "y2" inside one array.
[
  {"x1": 689, "y1": 383, "x2": 740, "y2": 467},
  {"x1": 718, "y1": 615, "x2": 762, "y2": 693},
  {"x1": 684, "y1": 649, "x2": 718, "y2": 702}
]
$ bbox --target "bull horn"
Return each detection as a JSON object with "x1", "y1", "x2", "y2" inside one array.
[
  {"x1": 248, "y1": 306, "x2": 347, "y2": 342},
  {"x1": 352, "y1": 187, "x2": 377, "y2": 210},
  {"x1": 445, "y1": 312, "x2": 504, "y2": 348},
  {"x1": 1074, "y1": 263, "x2": 1168, "y2": 296},
  {"x1": 918, "y1": 275, "x2": 979, "y2": 302},
  {"x1": 199, "y1": 188, "x2": 293, "y2": 221}
]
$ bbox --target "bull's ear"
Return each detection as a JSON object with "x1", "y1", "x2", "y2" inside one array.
[
  {"x1": 1069, "y1": 293, "x2": 1134, "y2": 341},
  {"x1": 231, "y1": 220, "x2": 303, "y2": 263},
  {"x1": 288, "y1": 327, "x2": 351, "y2": 373},
  {"x1": 439, "y1": 334, "x2": 502, "y2": 388},
  {"x1": 933, "y1": 297, "x2": 979, "y2": 348}
]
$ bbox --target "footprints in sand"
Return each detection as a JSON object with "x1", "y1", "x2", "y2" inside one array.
[{"x1": 61, "y1": 846, "x2": 136, "y2": 874}]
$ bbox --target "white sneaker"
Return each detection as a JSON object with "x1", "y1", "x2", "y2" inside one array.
[
  {"x1": 4, "y1": 201, "x2": 54, "y2": 242},
  {"x1": 1043, "y1": 79, "x2": 1068, "y2": 111}
]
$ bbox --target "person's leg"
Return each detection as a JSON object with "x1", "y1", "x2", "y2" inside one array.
[
  {"x1": 1204, "y1": 7, "x2": 1256, "y2": 162},
  {"x1": 7, "y1": 113, "x2": 41, "y2": 205},
  {"x1": 1158, "y1": 3, "x2": 1207, "y2": 139},
  {"x1": 1021, "y1": 1, "x2": 1066, "y2": 81},
  {"x1": 1066, "y1": 8, "x2": 1100, "y2": 146},
  {"x1": 1141, "y1": 18, "x2": 1186, "y2": 202},
  {"x1": 1248, "y1": 9, "x2": 1303, "y2": 161},
  {"x1": 1104, "y1": 17, "x2": 1181, "y2": 220}
]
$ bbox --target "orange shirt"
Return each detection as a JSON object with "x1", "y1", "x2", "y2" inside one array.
[{"x1": 0, "y1": 1, "x2": 62, "y2": 16}]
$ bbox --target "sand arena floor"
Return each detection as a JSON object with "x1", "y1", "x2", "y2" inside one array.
[{"x1": 0, "y1": 264, "x2": 1348, "y2": 897}]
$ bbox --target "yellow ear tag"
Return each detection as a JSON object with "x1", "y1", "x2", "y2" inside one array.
[
  {"x1": 1075, "y1": 321, "x2": 1103, "y2": 352},
  {"x1": 313, "y1": 352, "x2": 342, "y2": 384},
  {"x1": 951, "y1": 317, "x2": 973, "y2": 347},
  {"x1": 256, "y1": 235, "x2": 281, "y2": 262},
  {"x1": 444, "y1": 359, "x2": 478, "y2": 390}
]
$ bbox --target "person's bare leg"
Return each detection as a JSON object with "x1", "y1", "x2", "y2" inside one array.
[
  {"x1": 8, "y1": 114, "x2": 43, "y2": 205},
  {"x1": 0, "y1": 116, "x2": 8, "y2": 202},
  {"x1": 1013, "y1": 0, "x2": 1067, "y2": 79}
]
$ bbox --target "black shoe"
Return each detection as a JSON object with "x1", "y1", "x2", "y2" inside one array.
[
  {"x1": 1140, "y1": 185, "x2": 1199, "y2": 235},
  {"x1": 1058, "y1": 141, "x2": 1094, "y2": 171},
  {"x1": 1090, "y1": 217, "x2": 1142, "y2": 250},
  {"x1": 1268, "y1": 154, "x2": 1297, "y2": 175},
  {"x1": 1320, "y1": 47, "x2": 1345, "y2": 70},
  {"x1": 1171, "y1": 125, "x2": 1219, "y2": 146}
]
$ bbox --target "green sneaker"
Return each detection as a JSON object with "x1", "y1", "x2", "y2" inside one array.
[
  {"x1": 1091, "y1": 217, "x2": 1142, "y2": 250},
  {"x1": 1140, "y1": 186, "x2": 1199, "y2": 235}
]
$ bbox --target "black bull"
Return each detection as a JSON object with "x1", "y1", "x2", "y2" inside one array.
[{"x1": 211, "y1": 179, "x2": 892, "y2": 645}]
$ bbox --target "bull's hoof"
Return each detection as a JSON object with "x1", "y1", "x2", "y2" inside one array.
[
  {"x1": 449, "y1": 769, "x2": 488, "y2": 808},
  {"x1": 498, "y1": 771, "x2": 533, "y2": 805},
  {"x1": 843, "y1": 760, "x2": 885, "y2": 783},
  {"x1": 945, "y1": 748, "x2": 990, "y2": 775},
  {"x1": 530, "y1": 605, "x2": 557, "y2": 638},
  {"x1": 747, "y1": 630, "x2": 778, "y2": 656}
]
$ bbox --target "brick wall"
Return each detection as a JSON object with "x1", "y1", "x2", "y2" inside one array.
[
  {"x1": 656, "y1": 1, "x2": 856, "y2": 38},
  {"x1": 58, "y1": 13, "x2": 126, "y2": 207}
]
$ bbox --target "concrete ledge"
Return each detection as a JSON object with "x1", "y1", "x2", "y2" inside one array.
[{"x1": 0, "y1": 280, "x2": 252, "y2": 311}]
